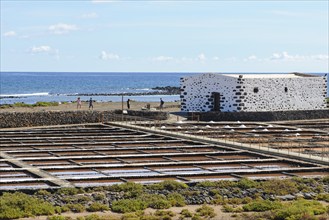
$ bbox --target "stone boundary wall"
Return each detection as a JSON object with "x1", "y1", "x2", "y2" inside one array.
[
  {"x1": 114, "y1": 110, "x2": 169, "y2": 120},
  {"x1": 0, "y1": 110, "x2": 170, "y2": 128},
  {"x1": 189, "y1": 109, "x2": 329, "y2": 122},
  {"x1": 0, "y1": 111, "x2": 113, "y2": 128}
]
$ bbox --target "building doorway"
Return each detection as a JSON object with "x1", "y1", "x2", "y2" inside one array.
[{"x1": 212, "y1": 92, "x2": 220, "y2": 111}]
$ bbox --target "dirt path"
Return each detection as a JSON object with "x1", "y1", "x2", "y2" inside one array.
[{"x1": 0, "y1": 101, "x2": 181, "y2": 113}]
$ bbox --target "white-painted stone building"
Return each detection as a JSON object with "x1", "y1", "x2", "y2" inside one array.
[{"x1": 180, "y1": 73, "x2": 327, "y2": 112}]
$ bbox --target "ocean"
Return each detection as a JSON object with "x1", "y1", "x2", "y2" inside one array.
[
  {"x1": 0, "y1": 72, "x2": 328, "y2": 105},
  {"x1": 0, "y1": 72, "x2": 192, "y2": 104}
]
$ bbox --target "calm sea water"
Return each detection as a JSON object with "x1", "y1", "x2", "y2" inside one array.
[{"x1": 0, "y1": 72, "x2": 328, "y2": 105}]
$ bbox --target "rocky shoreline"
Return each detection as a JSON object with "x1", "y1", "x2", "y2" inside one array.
[{"x1": 68, "y1": 86, "x2": 180, "y2": 97}]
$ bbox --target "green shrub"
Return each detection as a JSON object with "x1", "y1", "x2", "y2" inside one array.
[
  {"x1": 7, "y1": 101, "x2": 59, "y2": 108},
  {"x1": 87, "y1": 202, "x2": 110, "y2": 212},
  {"x1": 77, "y1": 195, "x2": 92, "y2": 203},
  {"x1": 292, "y1": 177, "x2": 315, "y2": 193},
  {"x1": 180, "y1": 209, "x2": 193, "y2": 218},
  {"x1": 209, "y1": 189, "x2": 220, "y2": 196},
  {"x1": 149, "y1": 199, "x2": 171, "y2": 209},
  {"x1": 0, "y1": 104, "x2": 12, "y2": 108},
  {"x1": 61, "y1": 204, "x2": 85, "y2": 213},
  {"x1": 196, "y1": 180, "x2": 237, "y2": 188},
  {"x1": 222, "y1": 205, "x2": 235, "y2": 213},
  {"x1": 243, "y1": 199, "x2": 283, "y2": 212},
  {"x1": 148, "y1": 180, "x2": 188, "y2": 191},
  {"x1": 260, "y1": 179, "x2": 298, "y2": 196},
  {"x1": 110, "y1": 182, "x2": 143, "y2": 198},
  {"x1": 121, "y1": 211, "x2": 144, "y2": 220},
  {"x1": 211, "y1": 194, "x2": 225, "y2": 205},
  {"x1": 237, "y1": 178, "x2": 259, "y2": 189},
  {"x1": 242, "y1": 197, "x2": 253, "y2": 204},
  {"x1": 181, "y1": 190, "x2": 200, "y2": 197},
  {"x1": 0, "y1": 192, "x2": 56, "y2": 219},
  {"x1": 84, "y1": 214, "x2": 105, "y2": 220},
  {"x1": 322, "y1": 176, "x2": 329, "y2": 184},
  {"x1": 34, "y1": 101, "x2": 59, "y2": 107},
  {"x1": 111, "y1": 199, "x2": 147, "y2": 213},
  {"x1": 226, "y1": 198, "x2": 243, "y2": 205},
  {"x1": 60, "y1": 205, "x2": 70, "y2": 213},
  {"x1": 273, "y1": 199, "x2": 326, "y2": 220},
  {"x1": 62, "y1": 195, "x2": 91, "y2": 204},
  {"x1": 35, "y1": 189, "x2": 51, "y2": 196},
  {"x1": 94, "y1": 193, "x2": 106, "y2": 201},
  {"x1": 214, "y1": 180, "x2": 237, "y2": 188},
  {"x1": 316, "y1": 193, "x2": 329, "y2": 202},
  {"x1": 13, "y1": 102, "x2": 32, "y2": 107},
  {"x1": 154, "y1": 210, "x2": 175, "y2": 217},
  {"x1": 55, "y1": 206, "x2": 62, "y2": 214},
  {"x1": 57, "y1": 187, "x2": 84, "y2": 196},
  {"x1": 191, "y1": 214, "x2": 202, "y2": 220},
  {"x1": 138, "y1": 194, "x2": 171, "y2": 209},
  {"x1": 195, "y1": 181, "x2": 217, "y2": 188},
  {"x1": 222, "y1": 205, "x2": 243, "y2": 213},
  {"x1": 167, "y1": 192, "x2": 186, "y2": 207},
  {"x1": 195, "y1": 204, "x2": 216, "y2": 218}
]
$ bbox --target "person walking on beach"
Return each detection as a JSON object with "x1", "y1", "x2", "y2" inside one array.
[
  {"x1": 127, "y1": 99, "x2": 131, "y2": 109},
  {"x1": 76, "y1": 97, "x2": 82, "y2": 109},
  {"x1": 89, "y1": 97, "x2": 93, "y2": 110},
  {"x1": 159, "y1": 98, "x2": 164, "y2": 110}
]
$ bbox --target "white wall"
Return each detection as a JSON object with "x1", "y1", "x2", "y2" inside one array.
[
  {"x1": 180, "y1": 73, "x2": 239, "y2": 112},
  {"x1": 242, "y1": 76, "x2": 327, "y2": 111},
  {"x1": 180, "y1": 73, "x2": 327, "y2": 112}
]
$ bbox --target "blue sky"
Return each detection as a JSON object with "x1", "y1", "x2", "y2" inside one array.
[{"x1": 1, "y1": 0, "x2": 328, "y2": 72}]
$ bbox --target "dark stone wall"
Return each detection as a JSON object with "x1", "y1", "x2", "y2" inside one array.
[
  {"x1": 0, "y1": 110, "x2": 170, "y2": 128},
  {"x1": 0, "y1": 111, "x2": 114, "y2": 128},
  {"x1": 189, "y1": 109, "x2": 329, "y2": 122},
  {"x1": 114, "y1": 110, "x2": 169, "y2": 120}
]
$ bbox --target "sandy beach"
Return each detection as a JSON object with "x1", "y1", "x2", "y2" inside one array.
[{"x1": 0, "y1": 101, "x2": 181, "y2": 113}]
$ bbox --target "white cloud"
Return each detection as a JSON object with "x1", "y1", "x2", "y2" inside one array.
[
  {"x1": 212, "y1": 56, "x2": 220, "y2": 61},
  {"x1": 312, "y1": 54, "x2": 329, "y2": 61},
  {"x1": 241, "y1": 52, "x2": 329, "y2": 62},
  {"x1": 268, "y1": 51, "x2": 321, "y2": 62},
  {"x1": 82, "y1": 12, "x2": 98, "y2": 18},
  {"x1": 29, "y1": 45, "x2": 52, "y2": 53},
  {"x1": 247, "y1": 55, "x2": 257, "y2": 60},
  {"x1": 244, "y1": 55, "x2": 259, "y2": 62},
  {"x1": 3, "y1": 31, "x2": 16, "y2": 37},
  {"x1": 100, "y1": 51, "x2": 120, "y2": 60},
  {"x1": 269, "y1": 51, "x2": 300, "y2": 61},
  {"x1": 28, "y1": 45, "x2": 59, "y2": 59},
  {"x1": 152, "y1": 56, "x2": 173, "y2": 62},
  {"x1": 197, "y1": 53, "x2": 206, "y2": 62},
  {"x1": 48, "y1": 23, "x2": 78, "y2": 35}
]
